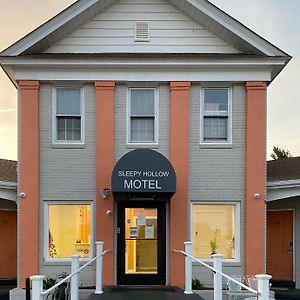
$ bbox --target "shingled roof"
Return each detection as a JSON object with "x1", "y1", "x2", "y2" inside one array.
[
  {"x1": 0, "y1": 159, "x2": 17, "y2": 183},
  {"x1": 267, "y1": 157, "x2": 300, "y2": 182}
]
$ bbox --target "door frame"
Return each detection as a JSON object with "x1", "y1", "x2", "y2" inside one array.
[
  {"x1": 116, "y1": 200, "x2": 166, "y2": 285},
  {"x1": 267, "y1": 209, "x2": 295, "y2": 281}
]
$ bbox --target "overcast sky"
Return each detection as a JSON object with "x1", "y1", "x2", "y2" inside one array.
[{"x1": 0, "y1": 0, "x2": 299, "y2": 161}]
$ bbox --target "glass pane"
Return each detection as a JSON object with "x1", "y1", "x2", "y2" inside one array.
[
  {"x1": 57, "y1": 88, "x2": 81, "y2": 115},
  {"x1": 192, "y1": 205, "x2": 235, "y2": 259},
  {"x1": 57, "y1": 117, "x2": 81, "y2": 141},
  {"x1": 125, "y1": 208, "x2": 157, "y2": 274},
  {"x1": 204, "y1": 117, "x2": 227, "y2": 140},
  {"x1": 48, "y1": 205, "x2": 90, "y2": 258},
  {"x1": 57, "y1": 117, "x2": 65, "y2": 140},
  {"x1": 131, "y1": 89, "x2": 155, "y2": 116},
  {"x1": 204, "y1": 89, "x2": 228, "y2": 112},
  {"x1": 131, "y1": 118, "x2": 154, "y2": 142}
]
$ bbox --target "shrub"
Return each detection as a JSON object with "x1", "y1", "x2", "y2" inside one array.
[{"x1": 192, "y1": 278, "x2": 202, "y2": 290}]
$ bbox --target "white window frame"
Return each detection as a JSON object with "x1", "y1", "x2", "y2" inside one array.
[
  {"x1": 52, "y1": 86, "x2": 85, "y2": 145},
  {"x1": 44, "y1": 201, "x2": 94, "y2": 262},
  {"x1": 190, "y1": 202, "x2": 241, "y2": 262},
  {"x1": 200, "y1": 87, "x2": 232, "y2": 145},
  {"x1": 126, "y1": 87, "x2": 159, "y2": 146}
]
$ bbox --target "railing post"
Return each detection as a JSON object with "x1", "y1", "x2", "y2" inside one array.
[
  {"x1": 95, "y1": 241, "x2": 104, "y2": 294},
  {"x1": 30, "y1": 275, "x2": 45, "y2": 300},
  {"x1": 71, "y1": 255, "x2": 80, "y2": 300},
  {"x1": 255, "y1": 274, "x2": 272, "y2": 300},
  {"x1": 212, "y1": 254, "x2": 223, "y2": 300},
  {"x1": 184, "y1": 241, "x2": 193, "y2": 294}
]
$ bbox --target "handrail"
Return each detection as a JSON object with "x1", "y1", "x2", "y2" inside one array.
[
  {"x1": 174, "y1": 249, "x2": 258, "y2": 295},
  {"x1": 41, "y1": 249, "x2": 110, "y2": 296}
]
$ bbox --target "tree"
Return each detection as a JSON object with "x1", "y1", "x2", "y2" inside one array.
[{"x1": 270, "y1": 146, "x2": 292, "y2": 160}]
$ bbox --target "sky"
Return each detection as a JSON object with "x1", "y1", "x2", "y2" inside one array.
[{"x1": 0, "y1": 0, "x2": 299, "y2": 161}]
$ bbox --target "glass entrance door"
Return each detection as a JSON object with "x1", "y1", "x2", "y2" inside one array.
[{"x1": 117, "y1": 201, "x2": 166, "y2": 285}]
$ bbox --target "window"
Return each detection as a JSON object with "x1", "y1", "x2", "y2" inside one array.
[
  {"x1": 192, "y1": 203, "x2": 239, "y2": 260},
  {"x1": 201, "y1": 88, "x2": 231, "y2": 143},
  {"x1": 46, "y1": 204, "x2": 91, "y2": 259},
  {"x1": 54, "y1": 88, "x2": 83, "y2": 143},
  {"x1": 128, "y1": 88, "x2": 157, "y2": 144}
]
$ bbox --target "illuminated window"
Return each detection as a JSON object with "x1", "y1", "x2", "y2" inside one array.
[
  {"x1": 47, "y1": 204, "x2": 91, "y2": 259},
  {"x1": 192, "y1": 204, "x2": 238, "y2": 259}
]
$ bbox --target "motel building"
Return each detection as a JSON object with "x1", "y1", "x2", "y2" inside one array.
[{"x1": 0, "y1": 0, "x2": 291, "y2": 298}]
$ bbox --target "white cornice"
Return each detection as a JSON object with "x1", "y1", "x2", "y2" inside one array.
[
  {"x1": 1, "y1": 56, "x2": 286, "y2": 84},
  {"x1": 0, "y1": 56, "x2": 287, "y2": 67}
]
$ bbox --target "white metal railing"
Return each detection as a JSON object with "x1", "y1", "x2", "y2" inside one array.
[
  {"x1": 175, "y1": 241, "x2": 272, "y2": 300},
  {"x1": 30, "y1": 241, "x2": 109, "y2": 300}
]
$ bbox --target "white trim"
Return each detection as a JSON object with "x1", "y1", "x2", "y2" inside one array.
[
  {"x1": 266, "y1": 179, "x2": 300, "y2": 202},
  {"x1": 0, "y1": 180, "x2": 17, "y2": 189},
  {"x1": 43, "y1": 201, "x2": 94, "y2": 263},
  {"x1": 126, "y1": 87, "x2": 159, "y2": 146},
  {"x1": 1, "y1": 56, "x2": 287, "y2": 67},
  {"x1": 52, "y1": 86, "x2": 85, "y2": 146},
  {"x1": 0, "y1": 0, "x2": 101, "y2": 56},
  {"x1": 267, "y1": 179, "x2": 300, "y2": 189},
  {"x1": 190, "y1": 201, "x2": 241, "y2": 263},
  {"x1": 199, "y1": 87, "x2": 232, "y2": 145},
  {"x1": 184, "y1": 0, "x2": 287, "y2": 57},
  {"x1": 1, "y1": 56, "x2": 285, "y2": 85}
]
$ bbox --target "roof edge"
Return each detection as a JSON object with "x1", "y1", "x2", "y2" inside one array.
[
  {"x1": 186, "y1": 0, "x2": 290, "y2": 57},
  {"x1": 0, "y1": 0, "x2": 99, "y2": 56}
]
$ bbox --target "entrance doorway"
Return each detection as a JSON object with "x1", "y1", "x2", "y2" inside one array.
[
  {"x1": 267, "y1": 210, "x2": 293, "y2": 281},
  {"x1": 0, "y1": 210, "x2": 17, "y2": 279},
  {"x1": 117, "y1": 201, "x2": 166, "y2": 285}
]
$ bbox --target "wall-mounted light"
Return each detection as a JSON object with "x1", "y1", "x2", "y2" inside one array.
[
  {"x1": 99, "y1": 188, "x2": 111, "y2": 200},
  {"x1": 253, "y1": 193, "x2": 260, "y2": 199},
  {"x1": 19, "y1": 192, "x2": 26, "y2": 198}
]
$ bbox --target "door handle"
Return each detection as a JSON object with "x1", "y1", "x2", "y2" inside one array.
[{"x1": 288, "y1": 240, "x2": 293, "y2": 252}]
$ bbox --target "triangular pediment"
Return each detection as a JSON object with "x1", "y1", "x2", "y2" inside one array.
[
  {"x1": 0, "y1": 0, "x2": 289, "y2": 57},
  {"x1": 45, "y1": 0, "x2": 239, "y2": 54}
]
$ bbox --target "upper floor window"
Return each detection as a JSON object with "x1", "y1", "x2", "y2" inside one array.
[
  {"x1": 127, "y1": 88, "x2": 158, "y2": 144},
  {"x1": 54, "y1": 88, "x2": 83, "y2": 143},
  {"x1": 201, "y1": 88, "x2": 231, "y2": 144}
]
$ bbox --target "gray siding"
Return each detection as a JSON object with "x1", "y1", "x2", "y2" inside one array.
[
  {"x1": 46, "y1": 0, "x2": 238, "y2": 54},
  {"x1": 189, "y1": 83, "x2": 246, "y2": 286},
  {"x1": 39, "y1": 83, "x2": 96, "y2": 284}
]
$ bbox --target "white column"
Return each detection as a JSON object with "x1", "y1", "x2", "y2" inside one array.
[
  {"x1": 71, "y1": 255, "x2": 80, "y2": 300},
  {"x1": 255, "y1": 274, "x2": 272, "y2": 300},
  {"x1": 184, "y1": 241, "x2": 193, "y2": 294},
  {"x1": 95, "y1": 241, "x2": 104, "y2": 294},
  {"x1": 30, "y1": 275, "x2": 45, "y2": 300},
  {"x1": 212, "y1": 254, "x2": 223, "y2": 300}
]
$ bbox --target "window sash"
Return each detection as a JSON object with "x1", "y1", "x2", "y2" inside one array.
[
  {"x1": 204, "y1": 116, "x2": 228, "y2": 140},
  {"x1": 129, "y1": 88, "x2": 157, "y2": 143},
  {"x1": 57, "y1": 116, "x2": 81, "y2": 141},
  {"x1": 54, "y1": 87, "x2": 83, "y2": 143},
  {"x1": 202, "y1": 88, "x2": 230, "y2": 143},
  {"x1": 130, "y1": 117, "x2": 155, "y2": 142}
]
